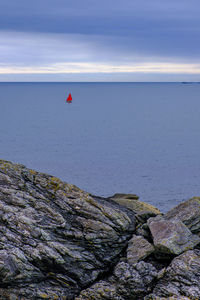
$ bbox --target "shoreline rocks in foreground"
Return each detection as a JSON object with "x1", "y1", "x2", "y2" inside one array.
[{"x1": 0, "y1": 159, "x2": 200, "y2": 299}]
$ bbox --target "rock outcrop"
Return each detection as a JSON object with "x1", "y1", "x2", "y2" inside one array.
[
  {"x1": 0, "y1": 160, "x2": 135, "y2": 299},
  {"x1": 0, "y1": 159, "x2": 200, "y2": 299}
]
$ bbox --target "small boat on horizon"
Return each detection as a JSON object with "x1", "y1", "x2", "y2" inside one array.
[{"x1": 66, "y1": 93, "x2": 72, "y2": 103}]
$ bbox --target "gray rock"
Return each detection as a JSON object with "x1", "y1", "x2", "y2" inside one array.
[
  {"x1": 0, "y1": 283, "x2": 75, "y2": 300},
  {"x1": 2, "y1": 159, "x2": 200, "y2": 299},
  {"x1": 110, "y1": 194, "x2": 160, "y2": 213},
  {"x1": 135, "y1": 222, "x2": 152, "y2": 240},
  {"x1": 110, "y1": 194, "x2": 161, "y2": 225},
  {"x1": 165, "y1": 197, "x2": 200, "y2": 235},
  {"x1": 109, "y1": 193, "x2": 139, "y2": 200},
  {"x1": 113, "y1": 261, "x2": 158, "y2": 299},
  {"x1": 148, "y1": 215, "x2": 200, "y2": 255},
  {"x1": 150, "y1": 250, "x2": 200, "y2": 299},
  {"x1": 75, "y1": 281, "x2": 123, "y2": 300},
  {"x1": 76, "y1": 261, "x2": 157, "y2": 300},
  {"x1": 0, "y1": 159, "x2": 136, "y2": 299},
  {"x1": 127, "y1": 235, "x2": 154, "y2": 264},
  {"x1": 145, "y1": 295, "x2": 191, "y2": 300}
]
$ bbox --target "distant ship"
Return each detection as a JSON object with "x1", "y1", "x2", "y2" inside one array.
[{"x1": 66, "y1": 93, "x2": 72, "y2": 103}]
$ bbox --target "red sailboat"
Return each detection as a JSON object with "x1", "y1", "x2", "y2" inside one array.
[{"x1": 66, "y1": 93, "x2": 72, "y2": 103}]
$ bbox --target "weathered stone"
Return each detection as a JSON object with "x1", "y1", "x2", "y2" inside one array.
[
  {"x1": 113, "y1": 261, "x2": 157, "y2": 299},
  {"x1": 148, "y1": 215, "x2": 200, "y2": 255},
  {"x1": 145, "y1": 295, "x2": 191, "y2": 300},
  {"x1": 135, "y1": 222, "x2": 152, "y2": 241},
  {"x1": 76, "y1": 261, "x2": 157, "y2": 300},
  {"x1": 75, "y1": 281, "x2": 122, "y2": 300},
  {"x1": 109, "y1": 193, "x2": 139, "y2": 200},
  {"x1": 0, "y1": 159, "x2": 136, "y2": 299},
  {"x1": 136, "y1": 210, "x2": 162, "y2": 224},
  {"x1": 150, "y1": 250, "x2": 200, "y2": 299},
  {"x1": 0, "y1": 282, "x2": 76, "y2": 300},
  {"x1": 127, "y1": 235, "x2": 154, "y2": 264},
  {"x1": 110, "y1": 193, "x2": 161, "y2": 223},
  {"x1": 165, "y1": 197, "x2": 200, "y2": 235},
  {"x1": 2, "y1": 158, "x2": 200, "y2": 299}
]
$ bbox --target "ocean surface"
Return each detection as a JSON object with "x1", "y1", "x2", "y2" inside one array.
[{"x1": 1, "y1": 82, "x2": 200, "y2": 212}]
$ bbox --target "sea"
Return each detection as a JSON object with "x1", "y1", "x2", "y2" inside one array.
[{"x1": 1, "y1": 82, "x2": 200, "y2": 212}]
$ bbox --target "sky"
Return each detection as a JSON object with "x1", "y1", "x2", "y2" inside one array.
[{"x1": 0, "y1": 0, "x2": 200, "y2": 81}]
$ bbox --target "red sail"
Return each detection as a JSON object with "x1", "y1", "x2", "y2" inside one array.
[{"x1": 66, "y1": 93, "x2": 72, "y2": 102}]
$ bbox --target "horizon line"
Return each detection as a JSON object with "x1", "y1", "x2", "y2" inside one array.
[{"x1": 0, "y1": 81, "x2": 200, "y2": 83}]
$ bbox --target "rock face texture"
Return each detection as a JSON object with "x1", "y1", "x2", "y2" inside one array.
[
  {"x1": 149, "y1": 250, "x2": 200, "y2": 299},
  {"x1": 165, "y1": 197, "x2": 200, "y2": 235},
  {"x1": 0, "y1": 159, "x2": 200, "y2": 300},
  {"x1": 0, "y1": 160, "x2": 135, "y2": 299},
  {"x1": 76, "y1": 261, "x2": 158, "y2": 300},
  {"x1": 148, "y1": 215, "x2": 200, "y2": 255},
  {"x1": 109, "y1": 193, "x2": 161, "y2": 224},
  {"x1": 127, "y1": 234, "x2": 154, "y2": 264}
]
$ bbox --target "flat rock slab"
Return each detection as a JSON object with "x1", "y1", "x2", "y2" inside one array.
[
  {"x1": 0, "y1": 160, "x2": 136, "y2": 299},
  {"x1": 127, "y1": 235, "x2": 154, "y2": 264},
  {"x1": 147, "y1": 215, "x2": 200, "y2": 255},
  {"x1": 109, "y1": 193, "x2": 139, "y2": 200},
  {"x1": 110, "y1": 195, "x2": 161, "y2": 223},
  {"x1": 165, "y1": 197, "x2": 200, "y2": 235}
]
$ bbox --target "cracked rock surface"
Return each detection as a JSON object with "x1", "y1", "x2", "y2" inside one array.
[
  {"x1": 148, "y1": 215, "x2": 200, "y2": 255},
  {"x1": 148, "y1": 250, "x2": 200, "y2": 299},
  {"x1": 0, "y1": 160, "x2": 135, "y2": 299},
  {"x1": 0, "y1": 159, "x2": 200, "y2": 300},
  {"x1": 76, "y1": 261, "x2": 158, "y2": 300}
]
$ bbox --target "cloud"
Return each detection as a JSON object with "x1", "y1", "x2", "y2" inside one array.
[
  {"x1": 0, "y1": 30, "x2": 200, "y2": 66},
  {"x1": 1, "y1": 62, "x2": 200, "y2": 75},
  {"x1": 0, "y1": 31, "x2": 95, "y2": 65},
  {"x1": 1, "y1": 1, "x2": 200, "y2": 80},
  {"x1": 1, "y1": 30, "x2": 200, "y2": 82}
]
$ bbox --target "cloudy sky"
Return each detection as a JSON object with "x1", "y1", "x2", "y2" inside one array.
[{"x1": 0, "y1": 0, "x2": 200, "y2": 81}]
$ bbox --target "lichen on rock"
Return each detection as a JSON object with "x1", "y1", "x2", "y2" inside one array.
[
  {"x1": 0, "y1": 159, "x2": 135, "y2": 299},
  {"x1": 0, "y1": 159, "x2": 200, "y2": 299},
  {"x1": 147, "y1": 215, "x2": 200, "y2": 255}
]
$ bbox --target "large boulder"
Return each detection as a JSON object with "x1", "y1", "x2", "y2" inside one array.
[
  {"x1": 112, "y1": 261, "x2": 157, "y2": 299},
  {"x1": 147, "y1": 215, "x2": 200, "y2": 255},
  {"x1": 76, "y1": 261, "x2": 157, "y2": 300},
  {"x1": 0, "y1": 160, "x2": 136, "y2": 299},
  {"x1": 165, "y1": 197, "x2": 200, "y2": 235},
  {"x1": 149, "y1": 250, "x2": 200, "y2": 299}
]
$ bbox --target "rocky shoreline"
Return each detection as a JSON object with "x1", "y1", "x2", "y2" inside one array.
[{"x1": 0, "y1": 159, "x2": 199, "y2": 299}]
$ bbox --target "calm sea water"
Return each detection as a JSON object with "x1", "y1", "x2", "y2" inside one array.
[{"x1": 0, "y1": 82, "x2": 200, "y2": 212}]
